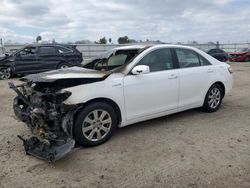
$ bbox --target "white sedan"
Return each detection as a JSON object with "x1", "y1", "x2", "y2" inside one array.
[{"x1": 11, "y1": 44, "x2": 233, "y2": 161}]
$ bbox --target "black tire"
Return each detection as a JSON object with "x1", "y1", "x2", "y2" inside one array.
[
  {"x1": 73, "y1": 102, "x2": 117, "y2": 147},
  {"x1": 202, "y1": 84, "x2": 223, "y2": 112},
  {"x1": 57, "y1": 62, "x2": 71, "y2": 69},
  {"x1": 0, "y1": 68, "x2": 11, "y2": 80},
  {"x1": 245, "y1": 56, "x2": 250, "y2": 62}
]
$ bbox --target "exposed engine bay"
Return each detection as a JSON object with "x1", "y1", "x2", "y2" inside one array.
[
  {"x1": 9, "y1": 67, "x2": 109, "y2": 161},
  {"x1": 9, "y1": 81, "x2": 78, "y2": 161}
]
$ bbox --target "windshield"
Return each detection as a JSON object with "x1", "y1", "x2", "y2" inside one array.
[
  {"x1": 238, "y1": 48, "x2": 249, "y2": 52},
  {"x1": 83, "y1": 47, "x2": 150, "y2": 72},
  {"x1": 91, "y1": 49, "x2": 143, "y2": 71},
  {"x1": 95, "y1": 54, "x2": 128, "y2": 71}
]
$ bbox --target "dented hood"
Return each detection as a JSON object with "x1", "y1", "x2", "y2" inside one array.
[
  {"x1": 20, "y1": 67, "x2": 110, "y2": 89},
  {"x1": 21, "y1": 67, "x2": 109, "y2": 83}
]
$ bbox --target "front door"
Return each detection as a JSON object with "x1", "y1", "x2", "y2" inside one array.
[
  {"x1": 123, "y1": 48, "x2": 179, "y2": 120},
  {"x1": 14, "y1": 46, "x2": 40, "y2": 73}
]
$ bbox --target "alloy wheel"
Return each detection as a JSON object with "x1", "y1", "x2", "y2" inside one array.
[
  {"x1": 0, "y1": 68, "x2": 11, "y2": 80},
  {"x1": 208, "y1": 88, "x2": 221, "y2": 109},
  {"x1": 82, "y1": 109, "x2": 112, "y2": 142}
]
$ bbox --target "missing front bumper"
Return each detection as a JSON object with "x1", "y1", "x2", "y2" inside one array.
[
  {"x1": 9, "y1": 82, "x2": 79, "y2": 162},
  {"x1": 18, "y1": 135, "x2": 75, "y2": 162}
]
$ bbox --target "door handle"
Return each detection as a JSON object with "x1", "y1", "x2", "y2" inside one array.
[{"x1": 168, "y1": 74, "x2": 178, "y2": 79}]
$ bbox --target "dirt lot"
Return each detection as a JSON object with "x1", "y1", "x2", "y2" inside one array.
[{"x1": 0, "y1": 62, "x2": 250, "y2": 188}]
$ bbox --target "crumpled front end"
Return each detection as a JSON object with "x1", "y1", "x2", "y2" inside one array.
[{"x1": 9, "y1": 81, "x2": 79, "y2": 161}]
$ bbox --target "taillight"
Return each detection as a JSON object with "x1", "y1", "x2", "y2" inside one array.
[{"x1": 228, "y1": 67, "x2": 233, "y2": 74}]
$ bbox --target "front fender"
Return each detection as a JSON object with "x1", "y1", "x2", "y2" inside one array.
[{"x1": 62, "y1": 80, "x2": 126, "y2": 124}]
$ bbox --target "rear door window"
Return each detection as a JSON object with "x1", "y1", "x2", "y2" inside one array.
[
  {"x1": 199, "y1": 55, "x2": 211, "y2": 66},
  {"x1": 175, "y1": 48, "x2": 200, "y2": 68},
  {"x1": 39, "y1": 47, "x2": 56, "y2": 55}
]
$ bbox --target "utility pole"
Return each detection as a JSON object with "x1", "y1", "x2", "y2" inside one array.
[
  {"x1": 216, "y1": 41, "x2": 220, "y2": 49},
  {"x1": 0, "y1": 38, "x2": 4, "y2": 54}
]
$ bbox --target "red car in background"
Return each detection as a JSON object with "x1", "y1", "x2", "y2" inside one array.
[{"x1": 229, "y1": 48, "x2": 250, "y2": 62}]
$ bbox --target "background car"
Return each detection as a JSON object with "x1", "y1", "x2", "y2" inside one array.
[
  {"x1": 207, "y1": 48, "x2": 228, "y2": 62},
  {"x1": 228, "y1": 48, "x2": 250, "y2": 62},
  {"x1": 0, "y1": 44, "x2": 83, "y2": 80}
]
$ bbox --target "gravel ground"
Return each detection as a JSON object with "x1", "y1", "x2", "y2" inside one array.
[{"x1": 0, "y1": 62, "x2": 250, "y2": 188}]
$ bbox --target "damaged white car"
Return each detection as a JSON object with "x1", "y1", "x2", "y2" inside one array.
[{"x1": 9, "y1": 45, "x2": 233, "y2": 161}]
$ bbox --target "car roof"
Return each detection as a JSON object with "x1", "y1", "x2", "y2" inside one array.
[
  {"x1": 25, "y1": 44, "x2": 75, "y2": 48},
  {"x1": 112, "y1": 45, "x2": 148, "y2": 50},
  {"x1": 142, "y1": 44, "x2": 197, "y2": 52},
  {"x1": 208, "y1": 48, "x2": 224, "y2": 50}
]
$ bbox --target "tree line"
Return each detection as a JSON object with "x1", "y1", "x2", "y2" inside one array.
[
  {"x1": 95, "y1": 36, "x2": 139, "y2": 44},
  {"x1": 34, "y1": 35, "x2": 144, "y2": 44}
]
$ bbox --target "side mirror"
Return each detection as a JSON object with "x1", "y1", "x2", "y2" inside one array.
[{"x1": 131, "y1": 65, "x2": 150, "y2": 75}]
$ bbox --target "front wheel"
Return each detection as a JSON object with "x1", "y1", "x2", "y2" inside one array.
[
  {"x1": 73, "y1": 102, "x2": 117, "y2": 147},
  {"x1": 0, "y1": 68, "x2": 11, "y2": 80},
  {"x1": 202, "y1": 84, "x2": 223, "y2": 112}
]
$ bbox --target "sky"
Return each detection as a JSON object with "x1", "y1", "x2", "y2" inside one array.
[{"x1": 0, "y1": 0, "x2": 249, "y2": 44}]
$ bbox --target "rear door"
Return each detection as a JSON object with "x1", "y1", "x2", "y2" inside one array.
[
  {"x1": 57, "y1": 46, "x2": 78, "y2": 64},
  {"x1": 174, "y1": 48, "x2": 214, "y2": 107},
  {"x1": 37, "y1": 46, "x2": 60, "y2": 71}
]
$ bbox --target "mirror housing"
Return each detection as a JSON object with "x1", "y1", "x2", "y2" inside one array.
[{"x1": 131, "y1": 65, "x2": 150, "y2": 75}]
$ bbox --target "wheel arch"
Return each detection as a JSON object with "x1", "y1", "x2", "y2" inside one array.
[
  {"x1": 56, "y1": 61, "x2": 72, "y2": 69},
  {"x1": 209, "y1": 81, "x2": 225, "y2": 98},
  {"x1": 73, "y1": 97, "x2": 122, "y2": 127}
]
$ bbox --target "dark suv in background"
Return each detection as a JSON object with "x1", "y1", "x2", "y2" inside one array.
[
  {"x1": 0, "y1": 44, "x2": 83, "y2": 80},
  {"x1": 207, "y1": 48, "x2": 228, "y2": 62}
]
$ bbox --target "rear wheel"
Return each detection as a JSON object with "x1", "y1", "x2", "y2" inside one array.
[
  {"x1": 57, "y1": 62, "x2": 71, "y2": 69},
  {"x1": 202, "y1": 84, "x2": 223, "y2": 112},
  {"x1": 74, "y1": 102, "x2": 117, "y2": 147},
  {"x1": 245, "y1": 56, "x2": 250, "y2": 62},
  {"x1": 0, "y1": 68, "x2": 11, "y2": 80}
]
